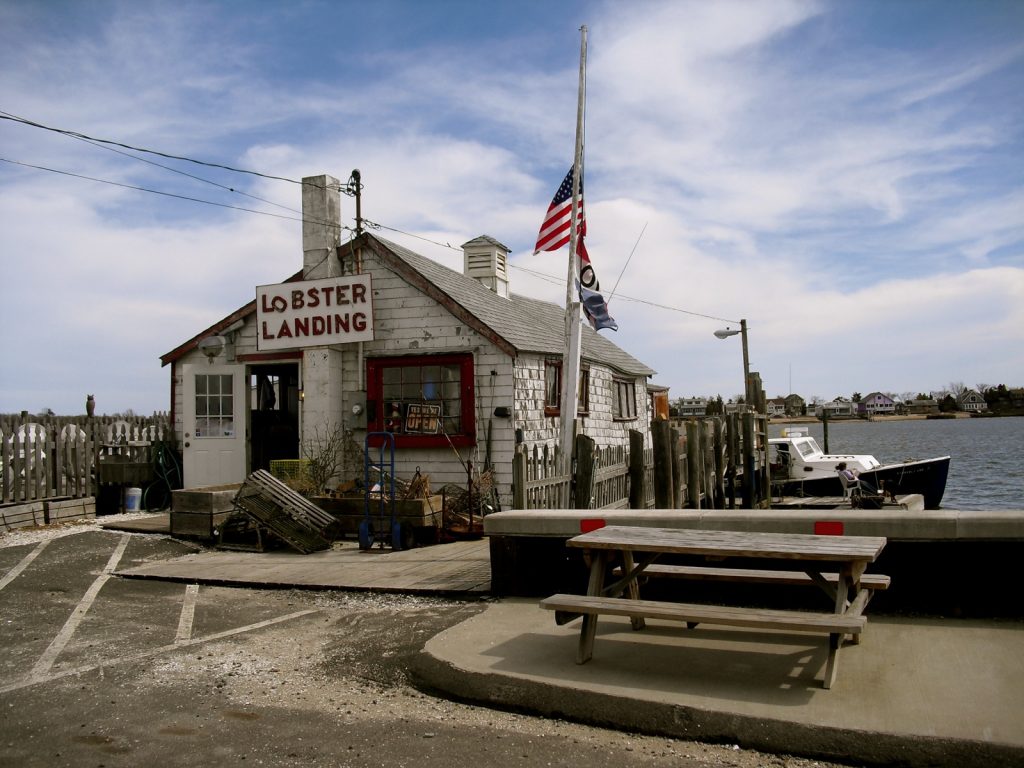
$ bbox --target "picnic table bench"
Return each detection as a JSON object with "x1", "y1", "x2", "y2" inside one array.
[{"x1": 541, "y1": 526, "x2": 888, "y2": 689}]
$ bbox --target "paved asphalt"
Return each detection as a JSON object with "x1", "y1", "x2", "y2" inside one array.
[
  {"x1": 2, "y1": 524, "x2": 1022, "y2": 768},
  {"x1": 0, "y1": 527, "x2": 845, "y2": 768}
]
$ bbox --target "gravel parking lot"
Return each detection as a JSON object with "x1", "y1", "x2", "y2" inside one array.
[{"x1": 0, "y1": 518, "x2": 851, "y2": 768}]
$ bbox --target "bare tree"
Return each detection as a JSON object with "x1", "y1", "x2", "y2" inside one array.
[
  {"x1": 948, "y1": 381, "x2": 969, "y2": 399},
  {"x1": 296, "y1": 422, "x2": 361, "y2": 495}
]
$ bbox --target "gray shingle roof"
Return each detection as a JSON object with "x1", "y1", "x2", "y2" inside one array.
[{"x1": 374, "y1": 235, "x2": 654, "y2": 377}]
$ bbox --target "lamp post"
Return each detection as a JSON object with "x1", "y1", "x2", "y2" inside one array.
[{"x1": 714, "y1": 318, "x2": 750, "y2": 406}]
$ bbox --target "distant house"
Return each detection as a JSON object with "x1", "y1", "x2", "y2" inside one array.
[
  {"x1": 767, "y1": 398, "x2": 787, "y2": 418},
  {"x1": 783, "y1": 394, "x2": 805, "y2": 417},
  {"x1": 958, "y1": 390, "x2": 987, "y2": 413},
  {"x1": 859, "y1": 392, "x2": 896, "y2": 417},
  {"x1": 906, "y1": 398, "x2": 939, "y2": 415},
  {"x1": 819, "y1": 398, "x2": 855, "y2": 418},
  {"x1": 675, "y1": 397, "x2": 707, "y2": 417},
  {"x1": 159, "y1": 173, "x2": 656, "y2": 505}
]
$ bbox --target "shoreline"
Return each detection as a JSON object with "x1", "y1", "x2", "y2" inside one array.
[{"x1": 772, "y1": 413, "x2": 973, "y2": 424}]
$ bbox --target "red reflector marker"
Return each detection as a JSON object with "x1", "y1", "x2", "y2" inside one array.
[
  {"x1": 580, "y1": 518, "x2": 606, "y2": 533},
  {"x1": 814, "y1": 520, "x2": 845, "y2": 536}
]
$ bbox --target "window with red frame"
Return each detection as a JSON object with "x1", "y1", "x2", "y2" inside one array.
[{"x1": 366, "y1": 354, "x2": 475, "y2": 447}]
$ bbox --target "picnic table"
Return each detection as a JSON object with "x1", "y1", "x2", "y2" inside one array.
[{"x1": 541, "y1": 526, "x2": 888, "y2": 689}]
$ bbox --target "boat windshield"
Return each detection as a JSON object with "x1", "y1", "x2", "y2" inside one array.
[{"x1": 794, "y1": 438, "x2": 822, "y2": 458}]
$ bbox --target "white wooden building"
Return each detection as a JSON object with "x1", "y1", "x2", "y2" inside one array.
[{"x1": 160, "y1": 174, "x2": 656, "y2": 509}]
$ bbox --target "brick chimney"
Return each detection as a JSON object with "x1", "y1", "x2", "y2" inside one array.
[{"x1": 462, "y1": 235, "x2": 510, "y2": 298}]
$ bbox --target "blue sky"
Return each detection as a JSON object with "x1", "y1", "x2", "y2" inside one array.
[{"x1": 1, "y1": 0, "x2": 1022, "y2": 415}]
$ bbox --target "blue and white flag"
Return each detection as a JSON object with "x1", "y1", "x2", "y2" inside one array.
[{"x1": 576, "y1": 238, "x2": 617, "y2": 331}]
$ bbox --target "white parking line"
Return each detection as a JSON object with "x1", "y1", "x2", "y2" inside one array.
[
  {"x1": 175, "y1": 583, "x2": 200, "y2": 643},
  {"x1": 0, "y1": 608, "x2": 319, "y2": 694},
  {"x1": 29, "y1": 534, "x2": 130, "y2": 680},
  {"x1": 0, "y1": 540, "x2": 50, "y2": 592}
]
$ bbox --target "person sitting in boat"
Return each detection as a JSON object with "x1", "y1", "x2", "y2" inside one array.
[
  {"x1": 836, "y1": 462, "x2": 877, "y2": 495},
  {"x1": 836, "y1": 461, "x2": 857, "y2": 482}
]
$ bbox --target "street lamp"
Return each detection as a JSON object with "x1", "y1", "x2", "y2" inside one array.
[{"x1": 714, "y1": 318, "x2": 750, "y2": 405}]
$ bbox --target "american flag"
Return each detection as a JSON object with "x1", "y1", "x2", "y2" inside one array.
[{"x1": 533, "y1": 167, "x2": 585, "y2": 254}]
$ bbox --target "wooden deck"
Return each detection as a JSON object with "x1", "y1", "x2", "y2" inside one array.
[{"x1": 115, "y1": 537, "x2": 491, "y2": 594}]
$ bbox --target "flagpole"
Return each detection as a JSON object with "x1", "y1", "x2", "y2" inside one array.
[{"x1": 560, "y1": 25, "x2": 587, "y2": 476}]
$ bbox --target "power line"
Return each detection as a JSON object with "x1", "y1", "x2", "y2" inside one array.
[
  {"x1": 66, "y1": 131, "x2": 306, "y2": 218},
  {"x1": 2, "y1": 141, "x2": 737, "y2": 325},
  {"x1": 372, "y1": 219, "x2": 741, "y2": 325},
  {"x1": 0, "y1": 110, "x2": 306, "y2": 186},
  {"x1": 0, "y1": 157, "x2": 348, "y2": 230},
  {"x1": 0, "y1": 110, "x2": 352, "y2": 195}
]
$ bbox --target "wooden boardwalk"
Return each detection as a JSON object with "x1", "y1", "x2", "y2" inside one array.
[{"x1": 115, "y1": 533, "x2": 490, "y2": 594}]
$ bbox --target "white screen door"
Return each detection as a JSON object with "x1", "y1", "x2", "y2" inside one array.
[{"x1": 182, "y1": 363, "x2": 247, "y2": 488}]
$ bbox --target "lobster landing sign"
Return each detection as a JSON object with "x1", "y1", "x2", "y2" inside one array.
[{"x1": 256, "y1": 274, "x2": 374, "y2": 351}]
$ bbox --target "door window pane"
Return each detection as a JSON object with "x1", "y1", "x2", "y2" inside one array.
[{"x1": 194, "y1": 373, "x2": 235, "y2": 437}]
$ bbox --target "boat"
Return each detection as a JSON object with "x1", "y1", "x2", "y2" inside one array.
[{"x1": 768, "y1": 427, "x2": 950, "y2": 509}]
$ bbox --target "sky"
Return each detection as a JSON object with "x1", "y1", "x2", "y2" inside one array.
[{"x1": 1, "y1": 0, "x2": 1022, "y2": 416}]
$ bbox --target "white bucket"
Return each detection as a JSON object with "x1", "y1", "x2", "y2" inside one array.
[{"x1": 124, "y1": 487, "x2": 142, "y2": 513}]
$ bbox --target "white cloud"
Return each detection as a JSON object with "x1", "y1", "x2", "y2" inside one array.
[{"x1": 1, "y1": 0, "x2": 1021, "y2": 414}]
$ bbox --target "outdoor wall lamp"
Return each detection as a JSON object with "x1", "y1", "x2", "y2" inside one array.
[{"x1": 714, "y1": 318, "x2": 751, "y2": 404}]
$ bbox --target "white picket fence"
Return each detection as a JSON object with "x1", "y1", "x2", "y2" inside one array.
[{"x1": 0, "y1": 415, "x2": 173, "y2": 506}]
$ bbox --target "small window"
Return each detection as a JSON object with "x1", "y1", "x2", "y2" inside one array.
[
  {"x1": 544, "y1": 360, "x2": 589, "y2": 417},
  {"x1": 613, "y1": 378, "x2": 637, "y2": 421}
]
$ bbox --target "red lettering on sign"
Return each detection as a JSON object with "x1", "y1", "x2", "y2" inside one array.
[
  {"x1": 354, "y1": 312, "x2": 366, "y2": 332},
  {"x1": 277, "y1": 320, "x2": 292, "y2": 338},
  {"x1": 291, "y1": 290, "x2": 304, "y2": 310},
  {"x1": 312, "y1": 316, "x2": 325, "y2": 335},
  {"x1": 352, "y1": 283, "x2": 366, "y2": 303},
  {"x1": 307, "y1": 287, "x2": 320, "y2": 308},
  {"x1": 261, "y1": 321, "x2": 273, "y2": 339},
  {"x1": 262, "y1": 294, "x2": 287, "y2": 313}
]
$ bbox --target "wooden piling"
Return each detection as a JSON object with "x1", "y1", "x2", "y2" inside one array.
[
  {"x1": 652, "y1": 420, "x2": 674, "y2": 509},
  {"x1": 628, "y1": 430, "x2": 646, "y2": 510}
]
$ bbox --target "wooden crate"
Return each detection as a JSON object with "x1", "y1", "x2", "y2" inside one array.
[
  {"x1": 171, "y1": 483, "x2": 241, "y2": 539},
  {"x1": 313, "y1": 495, "x2": 442, "y2": 535}
]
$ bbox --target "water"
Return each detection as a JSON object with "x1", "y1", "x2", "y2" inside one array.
[{"x1": 773, "y1": 416, "x2": 1023, "y2": 510}]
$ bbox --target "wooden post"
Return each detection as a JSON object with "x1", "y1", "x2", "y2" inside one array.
[
  {"x1": 712, "y1": 417, "x2": 725, "y2": 509},
  {"x1": 727, "y1": 413, "x2": 738, "y2": 509},
  {"x1": 512, "y1": 445, "x2": 526, "y2": 509},
  {"x1": 685, "y1": 420, "x2": 700, "y2": 509},
  {"x1": 671, "y1": 426, "x2": 683, "y2": 509},
  {"x1": 628, "y1": 429, "x2": 646, "y2": 509},
  {"x1": 759, "y1": 414, "x2": 771, "y2": 508},
  {"x1": 574, "y1": 433, "x2": 596, "y2": 509},
  {"x1": 652, "y1": 419, "x2": 674, "y2": 509},
  {"x1": 742, "y1": 411, "x2": 755, "y2": 509}
]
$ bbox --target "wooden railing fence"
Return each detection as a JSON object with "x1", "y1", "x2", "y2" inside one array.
[
  {"x1": 512, "y1": 430, "x2": 655, "y2": 511},
  {"x1": 511, "y1": 413, "x2": 770, "y2": 512},
  {"x1": 0, "y1": 414, "x2": 174, "y2": 506}
]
